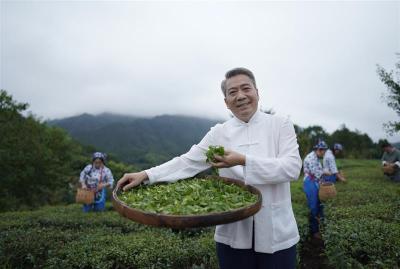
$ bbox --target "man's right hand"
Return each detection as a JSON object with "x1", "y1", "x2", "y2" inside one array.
[{"x1": 117, "y1": 171, "x2": 148, "y2": 191}]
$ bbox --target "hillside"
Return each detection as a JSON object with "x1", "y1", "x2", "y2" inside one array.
[{"x1": 48, "y1": 113, "x2": 221, "y2": 169}]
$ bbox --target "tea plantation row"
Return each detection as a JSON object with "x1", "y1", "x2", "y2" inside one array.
[
  {"x1": 322, "y1": 159, "x2": 400, "y2": 268},
  {"x1": 0, "y1": 190, "x2": 308, "y2": 269},
  {"x1": 2, "y1": 159, "x2": 397, "y2": 268}
]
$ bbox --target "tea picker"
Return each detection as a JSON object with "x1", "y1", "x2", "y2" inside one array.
[
  {"x1": 323, "y1": 143, "x2": 346, "y2": 183},
  {"x1": 76, "y1": 152, "x2": 114, "y2": 212},
  {"x1": 381, "y1": 141, "x2": 400, "y2": 182},
  {"x1": 303, "y1": 140, "x2": 336, "y2": 239}
]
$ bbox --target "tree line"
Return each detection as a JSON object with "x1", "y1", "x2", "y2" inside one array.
[
  {"x1": 294, "y1": 124, "x2": 385, "y2": 159},
  {"x1": 0, "y1": 90, "x2": 136, "y2": 211}
]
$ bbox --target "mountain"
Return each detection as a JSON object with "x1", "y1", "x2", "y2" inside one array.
[{"x1": 48, "y1": 113, "x2": 221, "y2": 169}]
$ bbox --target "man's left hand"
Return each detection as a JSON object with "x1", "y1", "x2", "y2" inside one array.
[{"x1": 210, "y1": 149, "x2": 246, "y2": 168}]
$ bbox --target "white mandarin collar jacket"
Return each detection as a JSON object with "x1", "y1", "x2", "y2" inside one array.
[{"x1": 145, "y1": 110, "x2": 302, "y2": 253}]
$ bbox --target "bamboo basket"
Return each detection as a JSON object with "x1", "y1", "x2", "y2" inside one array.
[
  {"x1": 383, "y1": 165, "x2": 396, "y2": 175},
  {"x1": 75, "y1": 188, "x2": 95, "y2": 204},
  {"x1": 112, "y1": 176, "x2": 262, "y2": 229},
  {"x1": 319, "y1": 182, "x2": 337, "y2": 201}
]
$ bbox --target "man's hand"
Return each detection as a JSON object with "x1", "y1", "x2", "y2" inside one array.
[
  {"x1": 117, "y1": 171, "x2": 148, "y2": 191},
  {"x1": 81, "y1": 183, "x2": 88, "y2": 190},
  {"x1": 210, "y1": 149, "x2": 245, "y2": 169}
]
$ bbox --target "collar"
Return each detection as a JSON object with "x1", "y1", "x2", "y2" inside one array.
[{"x1": 232, "y1": 109, "x2": 263, "y2": 126}]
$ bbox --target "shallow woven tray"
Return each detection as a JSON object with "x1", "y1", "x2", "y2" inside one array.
[{"x1": 112, "y1": 176, "x2": 262, "y2": 229}]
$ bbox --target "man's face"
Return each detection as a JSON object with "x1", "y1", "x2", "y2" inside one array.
[
  {"x1": 224, "y1": 74, "x2": 259, "y2": 122},
  {"x1": 383, "y1": 146, "x2": 393, "y2": 153}
]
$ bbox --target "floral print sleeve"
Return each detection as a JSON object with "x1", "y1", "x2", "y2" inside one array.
[
  {"x1": 303, "y1": 151, "x2": 323, "y2": 180},
  {"x1": 103, "y1": 167, "x2": 114, "y2": 188},
  {"x1": 323, "y1": 149, "x2": 338, "y2": 174}
]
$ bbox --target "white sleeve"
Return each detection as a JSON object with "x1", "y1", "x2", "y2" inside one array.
[
  {"x1": 144, "y1": 125, "x2": 219, "y2": 184},
  {"x1": 243, "y1": 118, "x2": 302, "y2": 185}
]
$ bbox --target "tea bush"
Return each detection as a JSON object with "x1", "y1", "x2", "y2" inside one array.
[
  {"x1": 322, "y1": 159, "x2": 400, "y2": 268},
  {"x1": 0, "y1": 182, "x2": 309, "y2": 268},
  {"x1": 0, "y1": 204, "x2": 217, "y2": 269}
]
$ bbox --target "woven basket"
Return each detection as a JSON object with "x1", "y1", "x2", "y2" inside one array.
[
  {"x1": 75, "y1": 188, "x2": 95, "y2": 204},
  {"x1": 319, "y1": 182, "x2": 337, "y2": 201},
  {"x1": 112, "y1": 176, "x2": 262, "y2": 229},
  {"x1": 383, "y1": 165, "x2": 396, "y2": 175}
]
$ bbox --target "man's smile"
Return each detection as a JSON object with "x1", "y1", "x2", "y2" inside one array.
[{"x1": 236, "y1": 101, "x2": 251, "y2": 108}]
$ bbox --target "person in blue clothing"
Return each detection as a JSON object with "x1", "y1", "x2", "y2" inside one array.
[
  {"x1": 79, "y1": 152, "x2": 114, "y2": 212},
  {"x1": 303, "y1": 141, "x2": 328, "y2": 239},
  {"x1": 323, "y1": 143, "x2": 346, "y2": 183}
]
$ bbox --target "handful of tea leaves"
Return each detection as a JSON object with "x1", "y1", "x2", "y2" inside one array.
[
  {"x1": 205, "y1": 145, "x2": 225, "y2": 175},
  {"x1": 118, "y1": 178, "x2": 258, "y2": 215}
]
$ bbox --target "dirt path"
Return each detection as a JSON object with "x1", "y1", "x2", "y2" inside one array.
[{"x1": 300, "y1": 236, "x2": 333, "y2": 269}]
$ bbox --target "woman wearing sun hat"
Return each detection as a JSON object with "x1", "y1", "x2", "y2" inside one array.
[
  {"x1": 303, "y1": 140, "x2": 328, "y2": 239},
  {"x1": 79, "y1": 152, "x2": 114, "y2": 212},
  {"x1": 323, "y1": 143, "x2": 346, "y2": 183}
]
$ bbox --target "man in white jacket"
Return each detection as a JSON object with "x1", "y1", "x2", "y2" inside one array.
[{"x1": 117, "y1": 67, "x2": 302, "y2": 269}]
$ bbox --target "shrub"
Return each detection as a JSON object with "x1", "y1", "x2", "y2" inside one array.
[
  {"x1": 0, "y1": 191, "x2": 310, "y2": 269},
  {"x1": 322, "y1": 159, "x2": 400, "y2": 268}
]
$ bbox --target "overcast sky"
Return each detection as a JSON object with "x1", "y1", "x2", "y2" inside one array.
[{"x1": 1, "y1": 0, "x2": 399, "y2": 142}]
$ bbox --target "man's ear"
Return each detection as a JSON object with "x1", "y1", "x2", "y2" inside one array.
[
  {"x1": 224, "y1": 98, "x2": 230, "y2": 109},
  {"x1": 256, "y1": 88, "x2": 260, "y2": 100}
]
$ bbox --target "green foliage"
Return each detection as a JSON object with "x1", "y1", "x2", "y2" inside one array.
[
  {"x1": 106, "y1": 160, "x2": 137, "y2": 181},
  {"x1": 0, "y1": 180, "x2": 310, "y2": 269},
  {"x1": 0, "y1": 90, "x2": 83, "y2": 210},
  {"x1": 118, "y1": 178, "x2": 258, "y2": 215},
  {"x1": 295, "y1": 124, "x2": 381, "y2": 159},
  {"x1": 289, "y1": 176, "x2": 310, "y2": 265},
  {"x1": 205, "y1": 146, "x2": 225, "y2": 163},
  {"x1": 205, "y1": 146, "x2": 225, "y2": 175},
  {"x1": 377, "y1": 56, "x2": 400, "y2": 135},
  {"x1": 0, "y1": 89, "x2": 29, "y2": 118},
  {"x1": 0, "y1": 204, "x2": 218, "y2": 269},
  {"x1": 0, "y1": 90, "x2": 137, "y2": 211},
  {"x1": 322, "y1": 159, "x2": 400, "y2": 268}
]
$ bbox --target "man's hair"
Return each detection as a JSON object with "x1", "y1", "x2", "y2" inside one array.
[
  {"x1": 221, "y1": 67, "x2": 257, "y2": 96},
  {"x1": 381, "y1": 140, "x2": 392, "y2": 148}
]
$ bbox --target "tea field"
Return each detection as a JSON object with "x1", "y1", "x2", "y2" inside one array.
[{"x1": 0, "y1": 159, "x2": 398, "y2": 268}]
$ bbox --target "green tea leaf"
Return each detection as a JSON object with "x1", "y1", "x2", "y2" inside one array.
[
  {"x1": 205, "y1": 145, "x2": 225, "y2": 175},
  {"x1": 118, "y1": 178, "x2": 258, "y2": 215}
]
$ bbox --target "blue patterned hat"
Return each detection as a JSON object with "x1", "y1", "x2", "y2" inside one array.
[
  {"x1": 333, "y1": 143, "x2": 343, "y2": 151},
  {"x1": 92, "y1": 152, "x2": 106, "y2": 163},
  {"x1": 314, "y1": 140, "x2": 328, "y2": 150}
]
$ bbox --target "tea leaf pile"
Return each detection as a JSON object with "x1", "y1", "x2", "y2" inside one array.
[
  {"x1": 118, "y1": 178, "x2": 258, "y2": 215},
  {"x1": 205, "y1": 145, "x2": 225, "y2": 175}
]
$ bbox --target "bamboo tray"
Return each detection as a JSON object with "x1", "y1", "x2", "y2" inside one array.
[{"x1": 112, "y1": 176, "x2": 262, "y2": 229}]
